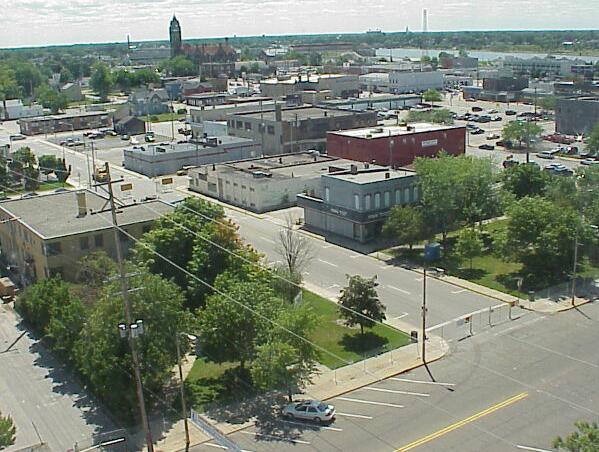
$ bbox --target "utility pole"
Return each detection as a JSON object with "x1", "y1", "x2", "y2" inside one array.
[
  {"x1": 104, "y1": 162, "x2": 155, "y2": 452},
  {"x1": 421, "y1": 267, "x2": 427, "y2": 364},
  {"x1": 90, "y1": 142, "x2": 97, "y2": 191}
]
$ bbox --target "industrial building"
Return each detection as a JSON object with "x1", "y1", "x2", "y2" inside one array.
[
  {"x1": 327, "y1": 123, "x2": 466, "y2": 168},
  {"x1": 501, "y1": 56, "x2": 591, "y2": 78},
  {"x1": 260, "y1": 74, "x2": 359, "y2": 99},
  {"x1": 123, "y1": 136, "x2": 260, "y2": 176},
  {"x1": 0, "y1": 190, "x2": 172, "y2": 285},
  {"x1": 297, "y1": 165, "x2": 418, "y2": 243},
  {"x1": 19, "y1": 111, "x2": 112, "y2": 136},
  {"x1": 555, "y1": 97, "x2": 599, "y2": 135},
  {"x1": 188, "y1": 152, "x2": 357, "y2": 213},
  {"x1": 227, "y1": 104, "x2": 377, "y2": 155},
  {"x1": 389, "y1": 70, "x2": 443, "y2": 94}
]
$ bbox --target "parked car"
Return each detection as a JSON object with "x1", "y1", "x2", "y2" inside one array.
[
  {"x1": 472, "y1": 106, "x2": 483, "y2": 112},
  {"x1": 470, "y1": 128, "x2": 485, "y2": 135},
  {"x1": 491, "y1": 115, "x2": 502, "y2": 122},
  {"x1": 479, "y1": 144, "x2": 495, "y2": 150},
  {"x1": 121, "y1": 134, "x2": 130, "y2": 140},
  {"x1": 505, "y1": 110, "x2": 517, "y2": 116},
  {"x1": 130, "y1": 137, "x2": 140, "y2": 145},
  {"x1": 487, "y1": 109, "x2": 499, "y2": 114},
  {"x1": 536, "y1": 151, "x2": 555, "y2": 159},
  {"x1": 487, "y1": 133, "x2": 500, "y2": 140},
  {"x1": 9, "y1": 134, "x2": 26, "y2": 141},
  {"x1": 503, "y1": 158, "x2": 519, "y2": 168},
  {"x1": 466, "y1": 123, "x2": 478, "y2": 130},
  {"x1": 282, "y1": 400, "x2": 336, "y2": 423},
  {"x1": 581, "y1": 158, "x2": 599, "y2": 166}
]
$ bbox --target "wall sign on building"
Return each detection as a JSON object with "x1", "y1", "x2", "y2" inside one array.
[{"x1": 421, "y1": 139, "x2": 438, "y2": 148}]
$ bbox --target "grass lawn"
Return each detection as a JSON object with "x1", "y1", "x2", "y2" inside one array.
[
  {"x1": 303, "y1": 290, "x2": 411, "y2": 369},
  {"x1": 149, "y1": 113, "x2": 186, "y2": 123},
  {"x1": 38, "y1": 181, "x2": 73, "y2": 191},
  {"x1": 185, "y1": 290, "x2": 412, "y2": 409}
]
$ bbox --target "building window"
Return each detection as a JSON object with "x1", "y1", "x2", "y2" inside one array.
[
  {"x1": 47, "y1": 242, "x2": 62, "y2": 256},
  {"x1": 80, "y1": 236, "x2": 89, "y2": 250},
  {"x1": 226, "y1": 180, "x2": 230, "y2": 185},
  {"x1": 249, "y1": 187, "x2": 255, "y2": 192},
  {"x1": 395, "y1": 189, "x2": 401, "y2": 204},
  {"x1": 49, "y1": 267, "x2": 64, "y2": 278},
  {"x1": 365, "y1": 194, "x2": 371, "y2": 210},
  {"x1": 94, "y1": 234, "x2": 103, "y2": 247},
  {"x1": 267, "y1": 125, "x2": 275, "y2": 135},
  {"x1": 142, "y1": 225, "x2": 152, "y2": 234},
  {"x1": 245, "y1": 122, "x2": 252, "y2": 131},
  {"x1": 354, "y1": 194, "x2": 360, "y2": 210},
  {"x1": 384, "y1": 191, "x2": 390, "y2": 207},
  {"x1": 325, "y1": 187, "x2": 330, "y2": 202},
  {"x1": 404, "y1": 188, "x2": 411, "y2": 204},
  {"x1": 241, "y1": 185, "x2": 246, "y2": 189},
  {"x1": 236, "y1": 120, "x2": 243, "y2": 129},
  {"x1": 233, "y1": 182, "x2": 238, "y2": 187},
  {"x1": 374, "y1": 193, "x2": 381, "y2": 209},
  {"x1": 413, "y1": 186, "x2": 419, "y2": 201}
]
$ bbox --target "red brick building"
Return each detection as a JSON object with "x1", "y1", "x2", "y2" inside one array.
[{"x1": 327, "y1": 123, "x2": 466, "y2": 168}]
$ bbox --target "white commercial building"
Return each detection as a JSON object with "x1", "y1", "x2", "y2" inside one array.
[
  {"x1": 501, "y1": 56, "x2": 590, "y2": 77},
  {"x1": 0, "y1": 100, "x2": 44, "y2": 120},
  {"x1": 188, "y1": 153, "x2": 357, "y2": 213},
  {"x1": 389, "y1": 71, "x2": 444, "y2": 94}
]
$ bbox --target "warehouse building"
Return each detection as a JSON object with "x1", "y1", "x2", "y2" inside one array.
[
  {"x1": 123, "y1": 136, "x2": 260, "y2": 176},
  {"x1": 327, "y1": 123, "x2": 466, "y2": 168},
  {"x1": 188, "y1": 152, "x2": 357, "y2": 213},
  {"x1": 297, "y1": 165, "x2": 418, "y2": 243},
  {"x1": 389, "y1": 70, "x2": 443, "y2": 94},
  {"x1": 227, "y1": 104, "x2": 377, "y2": 155},
  {"x1": 318, "y1": 94, "x2": 421, "y2": 111},
  {"x1": 555, "y1": 97, "x2": 599, "y2": 135},
  {"x1": 19, "y1": 111, "x2": 112, "y2": 136}
]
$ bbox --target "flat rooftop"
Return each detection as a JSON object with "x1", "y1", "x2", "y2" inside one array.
[
  {"x1": 194, "y1": 153, "x2": 361, "y2": 180},
  {"x1": 327, "y1": 168, "x2": 416, "y2": 184},
  {"x1": 261, "y1": 74, "x2": 353, "y2": 85},
  {"x1": 232, "y1": 106, "x2": 365, "y2": 122},
  {"x1": 0, "y1": 190, "x2": 173, "y2": 239},
  {"x1": 19, "y1": 111, "x2": 109, "y2": 122},
  {"x1": 329, "y1": 123, "x2": 464, "y2": 139},
  {"x1": 127, "y1": 136, "x2": 255, "y2": 154}
]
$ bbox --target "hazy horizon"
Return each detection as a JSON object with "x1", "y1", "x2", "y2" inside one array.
[{"x1": 1, "y1": 0, "x2": 598, "y2": 48}]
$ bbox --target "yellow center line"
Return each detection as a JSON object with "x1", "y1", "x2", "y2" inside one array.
[{"x1": 395, "y1": 392, "x2": 529, "y2": 452}]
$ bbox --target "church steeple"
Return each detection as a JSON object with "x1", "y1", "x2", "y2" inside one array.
[{"x1": 169, "y1": 15, "x2": 182, "y2": 57}]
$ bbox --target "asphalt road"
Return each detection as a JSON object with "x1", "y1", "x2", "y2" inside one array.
[
  {"x1": 0, "y1": 306, "x2": 118, "y2": 451},
  {"x1": 192, "y1": 302, "x2": 599, "y2": 452}
]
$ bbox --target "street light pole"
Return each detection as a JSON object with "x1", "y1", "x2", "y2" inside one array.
[
  {"x1": 571, "y1": 225, "x2": 579, "y2": 307},
  {"x1": 175, "y1": 334, "x2": 191, "y2": 452},
  {"x1": 421, "y1": 267, "x2": 427, "y2": 364}
]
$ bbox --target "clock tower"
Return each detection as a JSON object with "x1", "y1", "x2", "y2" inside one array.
[{"x1": 169, "y1": 15, "x2": 182, "y2": 57}]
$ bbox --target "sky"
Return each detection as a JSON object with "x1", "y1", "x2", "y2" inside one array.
[{"x1": 0, "y1": 0, "x2": 598, "y2": 48}]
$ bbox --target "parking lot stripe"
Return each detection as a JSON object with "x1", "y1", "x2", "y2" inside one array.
[
  {"x1": 395, "y1": 392, "x2": 528, "y2": 451},
  {"x1": 337, "y1": 397, "x2": 404, "y2": 408},
  {"x1": 451, "y1": 289, "x2": 467, "y2": 294},
  {"x1": 336, "y1": 412, "x2": 373, "y2": 420},
  {"x1": 318, "y1": 258, "x2": 339, "y2": 267},
  {"x1": 365, "y1": 387, "x2": 430, "y2": 397},
  {"x1": 390, "y1": 377, "x2": 455, "y2": 387},
  {"x1": 205, "y1": 443, "x2": 227, "y2": 449},
  {"x1": 282, "y1": 420, "x2": 343, "y2": 432},
  {"x1": 388, "y1": 285, "x2": 411, "y2": 295},
  {"x1": 240, "y1": 431, "x2": 311, "y2": 445},
  {"x1": 516, "y1": 446, "x2": 553, "y2": 452}
]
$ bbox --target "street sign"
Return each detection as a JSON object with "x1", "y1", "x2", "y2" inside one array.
[{"x1": 120, "y1": 183, "x2": 133, "y2": 192}]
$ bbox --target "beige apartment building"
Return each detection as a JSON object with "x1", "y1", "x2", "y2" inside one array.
[{"x1": 0, "y1": 190, "x2": 172, "y2": 286}]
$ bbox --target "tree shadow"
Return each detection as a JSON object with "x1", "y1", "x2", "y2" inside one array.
[
  {"x1": 340, "y1": 331, "x2": 389, "y2": 354},
  {"x1": 453, "y1": 267, "x2": 487, "y2": 280}
]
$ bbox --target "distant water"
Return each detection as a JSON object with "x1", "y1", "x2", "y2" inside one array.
[{"x1": 376, "y1": 47, "x2": 599, "y2": 63}]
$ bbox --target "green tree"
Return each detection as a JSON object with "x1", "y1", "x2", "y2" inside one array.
[
  {"x1": 537, "y1": 95, "x2": 557, "y2": 111},
  {"x1": 338, "y1": 275, "x2": 386, "y2": 335},
  {"x1": 497, "y1": 197, "x2": 583, "y2": 282},
  {"x1": 586, "y1": 123, "x2": 599, "y2": 152},
  {"x1": 197, "y1": 276, "x2": 283, "y2": 368},
  {"x1": 382, "y1": 206, "x2": 424, "y2": 249},
  {"x1": 90, "y1": 62, "x2": 113, "y2": 101},
  {"x1": 251, "y1": 341, "x2": 299, "y2": 401},
  {"x1": 502, "y1": 120, "x2": 543, "y2": 149},
  {"x1": 553, "y1": 421, "x2": 599, "y2": 451},
  {"x1": 12, "y1": 60, "x2": 44, "y2": 97},
  {"x1": 133, "y1": 197, "x2": 225, "y2": 291},
  {"x1": 38, "y1": 154, "x2": 58, "y2": 175},
  {"x1": 161, "y1": 56, "x2": 195, "y2": 77},
  {"x1": 407, "y1": 108, "x2": 454, "y2": 125},
  {"x1": 74, "y1": 269, "x2": 191, "y2": 420},
  {"x1": 455, "y1": 228, "x2": 484, "y2": 269},
  {"x1": 502, "y1": 162, "x2": 548, "y2": 198},
  {"x1": 0, "y1": 410, "x2": 16, "y2": 448},
  {"x1": 35, "y1": 85, "x2": 68, "y2": 114},
  {"x1": 422, "y1": 88, "x2": 442, "y2": 106}
]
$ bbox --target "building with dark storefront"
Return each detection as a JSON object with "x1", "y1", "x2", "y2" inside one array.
[
  {"x1": 297, "y1": 165, "x2": 418, "y2": 243},
  {"x1": 327, "y1": 123, "x2": 466, "y2": 168},
  {"x1": 19, "y1": 112, "x2": 112, "y2": 136}
]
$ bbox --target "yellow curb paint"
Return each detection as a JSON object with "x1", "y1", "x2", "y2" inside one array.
[{"x1": 395, "y1": 392, "x2": 528, "y2": 451}]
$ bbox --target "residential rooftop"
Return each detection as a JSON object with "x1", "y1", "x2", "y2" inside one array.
[
  {"x1": 329, "y1": 123, "x2": 465, "y2": 139},
  {"x1": 0, "y1": 190, "x2": 173, "y2": 239}
]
